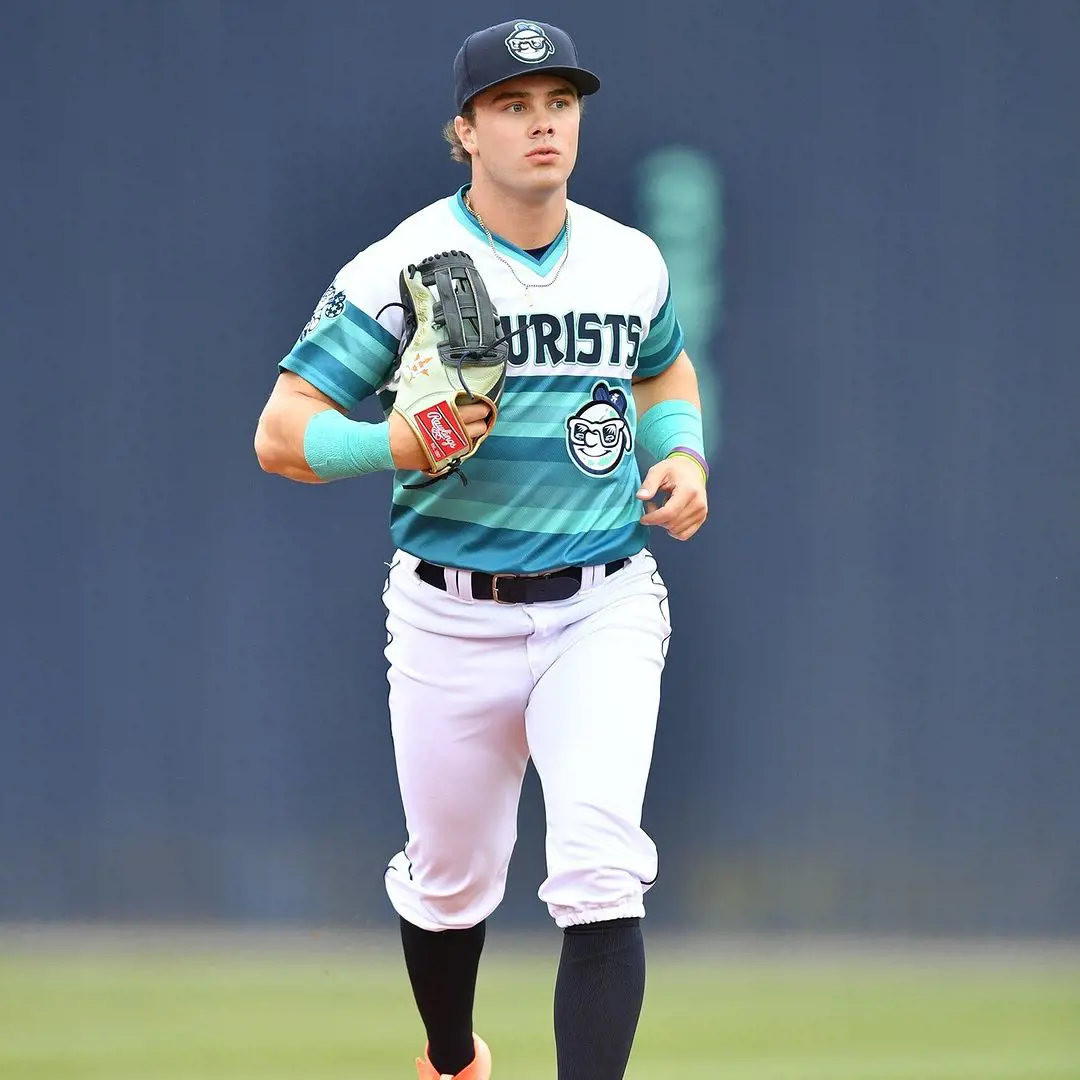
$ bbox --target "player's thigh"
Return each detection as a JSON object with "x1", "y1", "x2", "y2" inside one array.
[
  {"x1": 386, "y1": 611, "x2": 533, "y2": 828},
  {"x1": 525, "y1": 583, "x2": 670, "y2": 838},
  {"x1": 382, "y1": 555, "x2": 536, "y2": 884}
]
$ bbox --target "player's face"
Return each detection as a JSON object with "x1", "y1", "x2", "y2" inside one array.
[{"x1": 465, "y1": 75, "x2": 580, "y2": 197}]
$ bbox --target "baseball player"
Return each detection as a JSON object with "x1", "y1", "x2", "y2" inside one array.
[{"x1": 254, "y1": 18, "x2": 710, "y2": 1080}]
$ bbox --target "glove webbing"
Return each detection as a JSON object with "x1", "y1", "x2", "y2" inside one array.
[{"x1": 428, "y1": 262, "x2": 486, "y2": 355}]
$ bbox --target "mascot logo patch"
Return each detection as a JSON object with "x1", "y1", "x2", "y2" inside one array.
[
  {"x1": 299, "y1": 283, "x2": 346, "y2": 342},
  {"x1": 566, "y1": 382, "x2": 632, "y2": 476},
  {"x1": 505, "y1": 22, "x2": 555, "y2": 64}
]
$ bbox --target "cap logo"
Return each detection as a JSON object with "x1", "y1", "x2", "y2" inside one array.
[{"x1": 505, "y1": 21, "x2": 555, "y2": 64}]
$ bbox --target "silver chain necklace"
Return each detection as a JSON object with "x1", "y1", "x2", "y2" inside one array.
[{"x1": 464, "y1": 192, "x2": 571, "y2": 309}]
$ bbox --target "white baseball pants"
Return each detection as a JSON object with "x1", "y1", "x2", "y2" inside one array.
[{"x1": 382, "y1": 548, "x2": 670, "y2": 930}]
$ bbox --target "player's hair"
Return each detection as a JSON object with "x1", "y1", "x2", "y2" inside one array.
[
  {"x1": 443, "y1": 103, "x2": 477, "y2": 165},
  {"x1": 442, "y1": 94, "x2": 585, "y2": 166}
]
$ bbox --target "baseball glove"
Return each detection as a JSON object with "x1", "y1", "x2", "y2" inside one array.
[{"x1": 386, "y1": 250, "x2": 508, "y2": 485}]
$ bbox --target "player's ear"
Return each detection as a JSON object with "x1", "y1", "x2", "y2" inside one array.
[{"x1": 455, "y1": 114, "x2": 477, "y2": 156}]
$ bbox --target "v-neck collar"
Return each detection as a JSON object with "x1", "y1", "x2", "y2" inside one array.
[{"x1": 451, "y1": 186, "x2": 569, "y2": 277}]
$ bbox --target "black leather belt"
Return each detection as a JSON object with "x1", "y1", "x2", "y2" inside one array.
[{"x1": 416, "y1": 557, "x2": 630, "y2": 604}]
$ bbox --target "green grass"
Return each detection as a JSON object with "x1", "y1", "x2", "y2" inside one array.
[{"x1": 1, "y1": 933, "x2": 1078, "y2": 1079}]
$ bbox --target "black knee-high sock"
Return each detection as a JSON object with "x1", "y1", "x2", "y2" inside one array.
[
  {"x1": 553, "y1": 917, "x2": 646, "y2": 1080},
  {"x1": 400, "y1": 917, "x2": 485, "y2": 1075}
]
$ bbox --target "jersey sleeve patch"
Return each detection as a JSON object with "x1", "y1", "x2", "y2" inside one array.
[
  {"x1": 279, "y1": 295, "x2": 400, "y2": 411},
  {"x1": 634, "y1": 288, "x2": 685, "y2": 379}
]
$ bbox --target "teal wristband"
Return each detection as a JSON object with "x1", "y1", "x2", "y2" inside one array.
[
  {"x1": 303, "y1": 409, "x2": 394, "y2": 481},
  {"x1": 636, "y1": 399, "x2": 706, "y2": 461}
]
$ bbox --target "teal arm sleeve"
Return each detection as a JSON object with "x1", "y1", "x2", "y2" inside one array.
[
  {"x1": 636, "y1": 400, "x2": 706, "y2": 462},
  {"x1": 303, "y1": 409, "x2": 395, "y2": 481}
]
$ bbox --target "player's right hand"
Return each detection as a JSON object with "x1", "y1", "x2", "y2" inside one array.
[
  {"x1": 637, "y1": 454, "x2": 709, "y2": 541},
  {"x1": 389, "y1": 403, "x2": 493, "y2": 472}
]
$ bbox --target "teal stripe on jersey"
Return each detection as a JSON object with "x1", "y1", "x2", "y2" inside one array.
[
  {"x1": 395, "y1": 456, "x2": 641, "y2": 534},
  {"x1": 496, "y1": 396, "x2": 599, "y2": 436},
  {"x1": 645, "y1": 320, "x2": 684, "y2": 375},
  {"x1": 432, "y1": 475, "x2": 622, "y2": 510},
  {"x1": 640, "y1": 292, "x2": 676, "y2": 358},
  {"x1": 309, "y1": 317, "x2": 389, "y2": 383},
  {"x1": 279, "y1": 300, "x2": 398, "y2": 410},
  {"x1": 403, "y1": 472, "x2": 640, "y2": 519},
  {"x1": 395, "y1": 490, "x2": 640, "y2": 536},
  {"x1": 500, "y1": 389, "x2": 596, "y2": 413},
  {"x1": 390, "y1": 510, "x2": 648, "y2": 575},
  {"x1": 506, "y1": 373, "x2": 630, "y2": 395},
  {"x1": 396, "y1": 453, "x2": 638, "y2": 495},
  {"x1": 345, "y1": 302, "x2": 400, "y2": 354},
  {"x1": 451, "y1": 187, "x2": 568, "y2": 276},
  {"x1": 474, "y1": 435, "x2": 571, "y2": 463},
  {"x1": 279, "y1": 344, "x2": 372, "y2": 410},
  {"x1": 500, "y1": 377, "x2": 635, "y2": 407},
  {"x1": 636, "y1": 290, "x2": 685, "y2": 379},
  {"x1": 489, "y1": 420, "x2": 570, "y2": 439}
]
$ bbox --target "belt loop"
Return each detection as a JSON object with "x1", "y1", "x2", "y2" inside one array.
[
  {"x1": 443, "y1": 566, "x2": 460, "y2": 600},
  {"x1": 453, "y1": 570, "x2": 475, "y2": 604}
]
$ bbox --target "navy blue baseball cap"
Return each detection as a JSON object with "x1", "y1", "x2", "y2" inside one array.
[{"x1": 453, "y1": 19, "x2": 601, "y2": 114}]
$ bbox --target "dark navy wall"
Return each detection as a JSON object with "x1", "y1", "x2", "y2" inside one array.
[{"x1": 2, "y1": 0, "x2": 1078, "y2": 933}]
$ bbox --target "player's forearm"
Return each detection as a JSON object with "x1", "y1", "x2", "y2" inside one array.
[
  {"x1": 255, "y1": 383, "x2": 434, "y2": 480},
  {"x1": 254, "y1": 394, "x2": 337, "y2": 482},
  {"x1": 631, "y1": 351, "x2": 701, "y2": 415},
  {"x1": 632, "y1": 352, "x2": 708, "y2": 479}
]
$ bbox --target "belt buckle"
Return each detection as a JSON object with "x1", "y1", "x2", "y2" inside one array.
[{"x1": 490, "y1": 573, "x2": 514, "y2": 604}]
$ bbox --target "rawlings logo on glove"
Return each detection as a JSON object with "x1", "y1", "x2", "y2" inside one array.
[{"x1": 387, "y1": 251, "x2": 508, "y2": 486}]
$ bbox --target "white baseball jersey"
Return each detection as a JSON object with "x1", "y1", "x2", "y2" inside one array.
[{"x1": 280, "y1": 186, "x2": 685, "y2": 574}]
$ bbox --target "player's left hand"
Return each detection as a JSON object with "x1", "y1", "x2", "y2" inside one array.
[{"x1": 637, "y1": 456, "x2": 709, "y2": 541}]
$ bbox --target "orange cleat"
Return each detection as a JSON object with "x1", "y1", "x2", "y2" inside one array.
[{"x1": 415, "y1": 1034, "x2": 492, "y2": 1080}]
